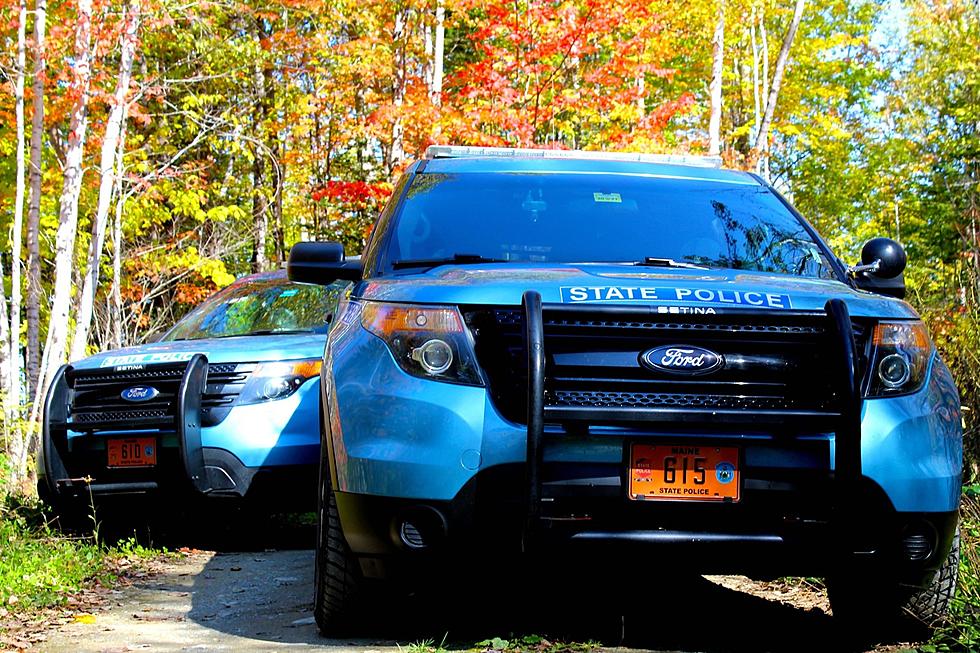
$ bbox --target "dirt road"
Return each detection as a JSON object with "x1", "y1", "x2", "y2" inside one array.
[{"x1": 37, "y1": 513, "x2": 913, "y2": 653}]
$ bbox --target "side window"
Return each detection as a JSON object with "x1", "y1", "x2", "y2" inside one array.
[{"x1": 361, "y1": 171, "x2": 412, "y2": 278}]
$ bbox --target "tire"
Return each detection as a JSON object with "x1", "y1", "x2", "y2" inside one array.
[
  {"x1": 312, "y1": 423, "x2": 363, "y2": 636},
  {"x1": 828, "y1": 529, "x2": 960, "y2": 634}
]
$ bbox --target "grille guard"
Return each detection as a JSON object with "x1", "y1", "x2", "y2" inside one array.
[
  {"x1": 520, "y1": 291, "x2": 865, "y2": 545},
  {"x1": 42, "y1": 353, "x2": 213, "y2": 496}
]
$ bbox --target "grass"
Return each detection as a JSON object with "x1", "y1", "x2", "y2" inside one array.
[
  {"x1": 402, "y1": 634, "x2": 600, "y2": 653},
  {"x1": 924, "y1": 489, "x2": 980, "y2": 652},
  {"x1": 0, "y1": 482, "x2": 164, "y2": 623}
]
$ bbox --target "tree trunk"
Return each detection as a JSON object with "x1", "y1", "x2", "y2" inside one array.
[
  {"x1": 0, "y1": 254, "x2": 9, "y2": 415},
  {"x1": 25, "y1": 0, "x2": 47, "y2": 401},
  {"x1": 8, "y1": 0, "x2": 28, "y2": 426},
  {"x1": 250, "y1": 18, "x2": 270, "y2": 274},
  {"x1": 71, "y1": 0, "x2": 140, "y2": 362},
  {"x1": 111, "y1": 113, "x2": 128, "y2": 350},
  {"x1": 708, "y1": 0, "x2": 725, "y2": 156},
  {"x1": 389, "y1": 8, "x2": 407, "y2": 173},
  {"x1": 35, "y1": 0, "x2": 94, "y2": 435},
  {"x1": 752, "y1": 0, "x2": 806, "y2": 166},
  {"x1": 750, "y1": 6, "x2": 762, "y2": 141},
  {"x1": 432, "y1": 1, "x2": 444, "y2": 105}
]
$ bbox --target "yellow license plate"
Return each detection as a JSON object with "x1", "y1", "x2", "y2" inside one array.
[
  {"x1": 629, "y1": 443, "x2": 740, "y2": 502},
  {"x1": 107, "y1": 437, "x2": 157, "y2": 468}
]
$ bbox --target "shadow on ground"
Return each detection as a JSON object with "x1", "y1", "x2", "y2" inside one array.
[{"x1": 69, "y1": 508, "x2": 921, "y2": 653}]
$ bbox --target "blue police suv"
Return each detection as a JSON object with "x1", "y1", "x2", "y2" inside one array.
[
  {"x1": 289, "y1": 146, "x2": 963, "y2": 633},
  {"x1": 39, "y1": 270, "x2": 345, "y2": 515}
]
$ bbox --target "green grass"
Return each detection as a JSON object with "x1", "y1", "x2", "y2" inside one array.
[{"x1": 925, "y1": 490, "x2": 980, "y2": 652}]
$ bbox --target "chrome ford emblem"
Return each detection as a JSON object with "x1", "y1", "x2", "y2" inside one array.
[
  {"x1": 120, "y1": 386, "x2": 159, "y2": 402},
  {"x1": 640, "y1": 345, "x2": 724, "y2": 376}
]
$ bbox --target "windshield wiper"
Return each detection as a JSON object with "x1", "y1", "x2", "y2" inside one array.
[
  {"x1": 634, "y1": 257, "x2": 709, "y2": 270},
  {"x1": 212, "y1": 329, "x2": 313, "y2": 338},
  {"x1": 391, "y1": 253, "x2": 508, "y2": 270}
]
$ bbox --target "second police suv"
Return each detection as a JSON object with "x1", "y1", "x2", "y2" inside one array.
[{"x1": 290, "y1": 146, "x2": 963, "y2": 634}]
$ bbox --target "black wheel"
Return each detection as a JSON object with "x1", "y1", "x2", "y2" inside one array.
[
  {"x1": 313, "y1": 398, "x2": 364, "y2": 636},
  {"x1": 828, "y1": 528, "x2": 960, "y2": 634}
]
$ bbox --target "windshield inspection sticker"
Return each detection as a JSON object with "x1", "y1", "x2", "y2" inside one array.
[
  {"x1": 559, "y1": 286, "x2": 792, "y2": 309},
  {"x1": 593, "y1": 192, "x2": 622, "y2": 203},
  {"x1": 100, "y1": 352, "x2": 199, "y2": 368}
]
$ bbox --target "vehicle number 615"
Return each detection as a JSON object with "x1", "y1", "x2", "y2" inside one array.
[{"x1": 663, "y1": 456, "x2": 707, "y2": 485}]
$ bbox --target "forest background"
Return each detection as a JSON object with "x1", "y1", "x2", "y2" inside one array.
[{"x1": 0, "y1": 0, "x2": 976, "y2": 489}]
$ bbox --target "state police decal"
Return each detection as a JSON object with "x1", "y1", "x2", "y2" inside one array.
[{"x1": 559, "y1": 285, "x2": 792, "y2": 309}]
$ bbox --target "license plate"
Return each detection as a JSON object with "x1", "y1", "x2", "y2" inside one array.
[
  {"x1": 629, "y1": 443, "x2": 740, "y2": 502},
  {"x1": 107, "y1": 437, "x2": 157, "y2": 468}
]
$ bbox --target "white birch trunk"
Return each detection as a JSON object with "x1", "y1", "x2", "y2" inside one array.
[
  {"x1": 708, "y1": 0, "x2": 725, "y2": 156},
  {"x1": 390, "y1": 9, "x2": 406, "y2": 170},
  {"x1": 111, "y1": 115, "x2": 129, "y2": 350},
  {"x1": 431, "y1": 1, "x2": 445, "y2": 105},
  {"x1": 753, "y1": 0, "x2": 805, "y2": 159},
  {"x1": 70, "y1": 0, "x2": 140, "y2": 361},
  {"x1": 37, "y1": 0, "x2": 94, "y2": 418},
  {"x1": 8, "y1": 0, "x2": 27, "y2": 425},
  {"x1": 25, "y1": 0, "x2": 46, "y2": 402},
  {"x1": 0, "y1": 254, "x2": 9, "y2": 417},
  {"x1": 750, "y1": 6, "x2": 762, "y2": 141}
]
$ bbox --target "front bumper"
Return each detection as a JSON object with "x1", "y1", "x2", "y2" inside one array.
[
  {"x1": 39, "y1": 355, "x2": 319, "y2": 502},
  {"x1": 326, "y1": 298, "x2": 963, "y2": 582}
]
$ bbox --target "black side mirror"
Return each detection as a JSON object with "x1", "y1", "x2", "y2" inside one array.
[
  {"x1": 851, "y1": 237, "x2": 907, "y2": 299},
  {"x1": 287, "y1": 241, "x2": 363, "y2": 285}
]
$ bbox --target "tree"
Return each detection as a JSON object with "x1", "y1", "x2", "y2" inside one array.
[
  {"x1": 707, "y1": 0, "x2": 724, "y2": 156},
  {"x1": 7, "y1": 0, "x2": 28, "y2": 426},
  {"x1": 71, "y1": 0, "x2": 142, "y2": 361},
  {"x1": 25, "y1": 0, "x2": 47, "y2": 400},
  {"x1": 752, "y1": 0, "x2": 805, "y2": 171},
  {"x1": 33, "y1": 0, "x2": 95, "y2": 433}
]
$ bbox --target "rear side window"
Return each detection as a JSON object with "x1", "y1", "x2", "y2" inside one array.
[
  {"x1": 381, "y1": 172, "x2": 834, "y2": 278},
  {"x1": 164, "y1": 276, "x2": 346, "y2": 341}
]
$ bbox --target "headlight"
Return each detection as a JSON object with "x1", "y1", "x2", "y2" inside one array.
[
  {"x1": 865, "y1": 321, "x2": 931, "y2": 397},
  {"x1": 238, "y1": 358, "x2": 322, "y2": 405},
  {"x1": 360, "y1": 302, "x2": 483, "y2": 386}
]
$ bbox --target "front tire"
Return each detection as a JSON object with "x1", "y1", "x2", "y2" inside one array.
[
  {"x1": 828, "y1": 529, "x2": 960, "y2": 634},
  {"x1": 313, "y1": 485, "x2": 363, "y2": 635}
]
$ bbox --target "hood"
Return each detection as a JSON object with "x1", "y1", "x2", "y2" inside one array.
[
  {"x1": 356, "y1": 264, "x2": 917, "y2": 319},
  {"x1": 71, "y1": 333, "x2": 327, "y2": 371}
]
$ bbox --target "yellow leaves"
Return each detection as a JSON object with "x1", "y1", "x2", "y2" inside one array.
[
  {"x1": 72, "y1": 613, "x2": 96, "y2": 624},
  {"x1": 197, "y1": 260, "x2": 235, "y2": 289}
]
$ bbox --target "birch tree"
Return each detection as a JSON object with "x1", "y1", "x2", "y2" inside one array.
[
  {"x1": 25, "y1": 0, "x2": 47, "y2": 399},
  {"x1": 708, "y1": 0, "x2": 725, "y2": 155},
  {"x1": 752, "y1": 0, "x2": 806, "y2": 172},
  {"x1": 431, "y1": 1, "x2": 445, "y2": 105},
  {"x1": 71, "y1": 0, "x2": 141, "y2": 361},
  {"x1": 8, "y1": 0, "x2": 28, "y2": 425},
  {"x1": 36, "y1": 0, "x2": 95, "y2": 419}
]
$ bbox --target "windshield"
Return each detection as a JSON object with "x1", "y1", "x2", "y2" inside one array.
[
  {"x1": 164, "y1": 275, "x2": 343, "y2": 341},
  {"x1": 382, "y1": 172, "x2": 835, "y2": 278}
]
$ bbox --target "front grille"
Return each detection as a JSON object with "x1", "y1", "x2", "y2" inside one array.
[
  {"x1": 67, "y1": 362, "x2": 255, "y2": 431},
  {"x1": 464, "y1": 306, "x2": 868, "y2": 427}
]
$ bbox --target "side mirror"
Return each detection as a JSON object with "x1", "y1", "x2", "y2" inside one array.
[
  {"x1": 851, "y1": 237, "x2": 907, "y2": 299},
  {"x1": 287, "y1": 241, "x2": 363, "y2": 285}
]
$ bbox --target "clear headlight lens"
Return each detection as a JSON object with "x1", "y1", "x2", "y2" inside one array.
[
  {"x1": 360, "y1": 302, "x2": 483, "y2": 386},
  {"x1": 238, "y1": 358, "x2": 322, "y2": 405},
  {"x1": 866, "y1": 321, "x2": 931, "y2": 397}
]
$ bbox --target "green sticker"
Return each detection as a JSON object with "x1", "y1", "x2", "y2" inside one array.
[{"x1": 593, "y1": 192, "x2": 622, "y2": 203}]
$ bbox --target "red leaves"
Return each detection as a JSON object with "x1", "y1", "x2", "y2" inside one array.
[{"x1": 311, "y1": 180, "x2": 393, "y2": 207}]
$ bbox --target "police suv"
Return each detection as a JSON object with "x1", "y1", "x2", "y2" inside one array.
[{"x1": 290, "y1": 146, "x2": 963, "y2": 634}]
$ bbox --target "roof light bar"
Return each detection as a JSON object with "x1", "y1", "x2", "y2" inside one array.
[{"x1": 424, "y1": 145, "x2": 723, "y2": 169}]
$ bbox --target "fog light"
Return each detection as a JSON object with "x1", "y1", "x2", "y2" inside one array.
[
  {"x1": 878, "y1": 353, "x2": 911, "y2": 388},
  {"x1": 411, "y1": 339, "x2": 453, "y2": 374}
]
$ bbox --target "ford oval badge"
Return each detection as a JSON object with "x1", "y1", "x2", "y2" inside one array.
[
  {"x1": 640, "y1": 345, "x2": 724, "y2": 376},
  {"x1": 120, "y1": 386, "x2": 159, "y2": 402}
]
